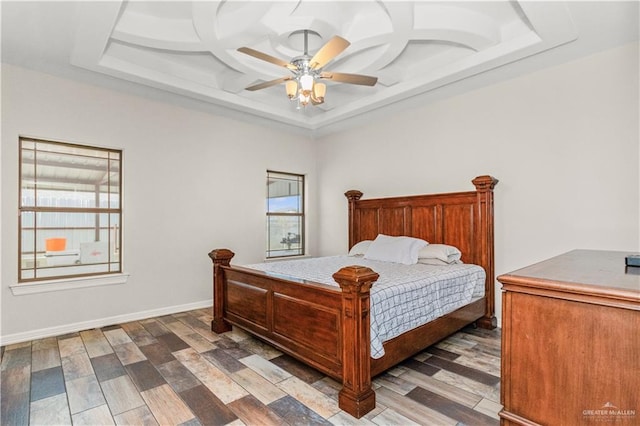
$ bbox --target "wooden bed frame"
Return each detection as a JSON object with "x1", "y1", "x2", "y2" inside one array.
[{"x1": 208, "y1": 175, "x2": 498, "y2": 418}]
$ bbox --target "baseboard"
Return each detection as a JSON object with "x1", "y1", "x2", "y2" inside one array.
[{"x1": 0, "y1": 299, "x2": 213, "y2": 346}]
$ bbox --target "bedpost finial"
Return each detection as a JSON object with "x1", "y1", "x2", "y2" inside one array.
[
  {"x1": 345, "y1": 190, "x2": 363, "y2": 202},
  {"x1": 472, "y1": 175, "x2": 498, "y2": 192},
  {"x1": 333, "y1": 265, "x2": 379, "y2": 292},
  {"x1": 208, "y1": 248, "x2": 235, "y2": 265}
]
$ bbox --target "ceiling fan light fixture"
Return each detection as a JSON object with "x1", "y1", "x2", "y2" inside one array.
[
  {"x1": 289, "y1": 74, "x2": 325, "y2": 108},
  {"x1": 238, "y1": 30, "x2": 377, "y2": 110}
]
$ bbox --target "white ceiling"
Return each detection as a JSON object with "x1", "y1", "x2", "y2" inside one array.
[{"x1": 2, "y1": 1, "x2": 639, "y2": 136}]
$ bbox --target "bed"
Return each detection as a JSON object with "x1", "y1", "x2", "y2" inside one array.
[{"x1": 208, "y1": 175, "x2": 498, "y2": 418}]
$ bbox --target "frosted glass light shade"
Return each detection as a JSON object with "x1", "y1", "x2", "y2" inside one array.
[
  {"x1": 285, "y1": 80, "x2": 298, "y2": 99},
  {"x1": 313, "y1": 83, "x2": 326, "y2": 102},
  {"x1": 300, "y1": 74, "x2": 313, "y2": 96}
]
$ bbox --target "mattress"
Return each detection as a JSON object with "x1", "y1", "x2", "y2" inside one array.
[{"x1": 244, "y1": 255, "x2": 485, "y2": 359}]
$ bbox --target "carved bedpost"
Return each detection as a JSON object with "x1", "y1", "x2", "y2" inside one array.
[
  {"x1": 333, "y1": 265, "x2": 379, "y2": 418},
  {"x1": 208, "y1": 249, "x2": 235, "y2": 333},
  {"x1": 471, "y1": 176, "x2": 499, "y2": 329},
  {"x1": 345, "y1": 190, "x2": 363, "y2": 249}
]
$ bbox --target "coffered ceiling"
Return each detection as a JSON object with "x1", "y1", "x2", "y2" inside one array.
[{"x1": 2, "y1": 1, "x2": 639, "y2": 136}]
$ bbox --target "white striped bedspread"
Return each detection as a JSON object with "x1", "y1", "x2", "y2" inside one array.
[{"x1": 243, "y1": 255, "x2": 485, "y2": 359}]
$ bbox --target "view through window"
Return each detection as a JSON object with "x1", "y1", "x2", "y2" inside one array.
[
  {"x1": 19, "y1": 137, "x2": 122, "y2": 281},
  {"x1": 266, "y1": 171, "x2": 304, "y2": 258}
]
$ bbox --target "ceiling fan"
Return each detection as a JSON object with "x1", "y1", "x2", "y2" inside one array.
[{"x1": 237, "y1": 30, "x2": 377, "y2": 107}]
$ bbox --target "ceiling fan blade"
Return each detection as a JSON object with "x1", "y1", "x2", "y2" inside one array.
[
  {"x1": 245, "y1": 76, "x2": 292, "y2": 91},
  {"x1": 320, "y1": 72, "x2": 378, "y2": 86},
  {"x1": 237, "y1": 47, "x2": 296, "y2": 71},
  {"x1": 309, "y1": 36, "x2": 350, "y2": 69}
]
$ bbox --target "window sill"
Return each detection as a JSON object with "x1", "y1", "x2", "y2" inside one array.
[{"x1": 10, "y1": 273, "x2": 130, "y2": 296}]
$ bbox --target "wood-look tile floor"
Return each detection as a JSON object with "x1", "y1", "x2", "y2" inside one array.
[{"x1": 1, "y1": 308, "x2": 502, "y2": 425}]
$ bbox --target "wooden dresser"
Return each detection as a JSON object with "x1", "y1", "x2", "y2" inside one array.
[{"x1": 498, "y1": 250, "x2": 639, "y2": 425}]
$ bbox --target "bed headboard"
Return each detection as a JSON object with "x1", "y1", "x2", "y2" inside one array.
[{"x1": 345, "y1": 175, "x2": 498, "y2": 327}]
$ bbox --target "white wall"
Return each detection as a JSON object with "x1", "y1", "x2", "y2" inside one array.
[
  {"x1": 1, "y1": 64, "x2": 317, "y2": 341},
  {"x1": 315, "y1": 42, "x2": 640, "y2": 325}
]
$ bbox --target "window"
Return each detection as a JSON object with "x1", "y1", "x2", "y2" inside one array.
[
  {"x1": 266, "y1": 171, "x2": 304, "y2": 258},
  {"x1": 19, "y1": 137, "x2": 122, "y2": 282}
]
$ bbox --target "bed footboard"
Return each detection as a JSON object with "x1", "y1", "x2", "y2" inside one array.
[{"x1": 208, "y1": 249, "x2": 379, "y2": 418}]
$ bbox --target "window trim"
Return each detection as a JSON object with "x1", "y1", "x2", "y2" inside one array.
[
  {"x1": 18, "y1": 136, "x2": 123, "y2": 283},
  {"x1": 10, "y1": 273, "x2": 130, "y2": 296},
  {"x1": 266, "y1": 170, "x2": 305, "y2": 259}
]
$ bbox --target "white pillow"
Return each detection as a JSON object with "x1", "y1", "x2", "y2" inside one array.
[
  {"x1": 418, "y1": 244, "x2": 462, "y2": 264},
  {"x1": 348, "y1": 240, "x2": 372, "y2": 256},
  {"x1": 364, "y1": 234, "x2": 428, "y2": 265}
]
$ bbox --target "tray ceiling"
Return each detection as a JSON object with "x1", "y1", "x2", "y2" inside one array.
[
  {"x1": 5, "y1": 2, "x2": 638, "y2": 135},
  {"x1": 67, "y1": 1, "x2": 578, "y2": 132}
]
